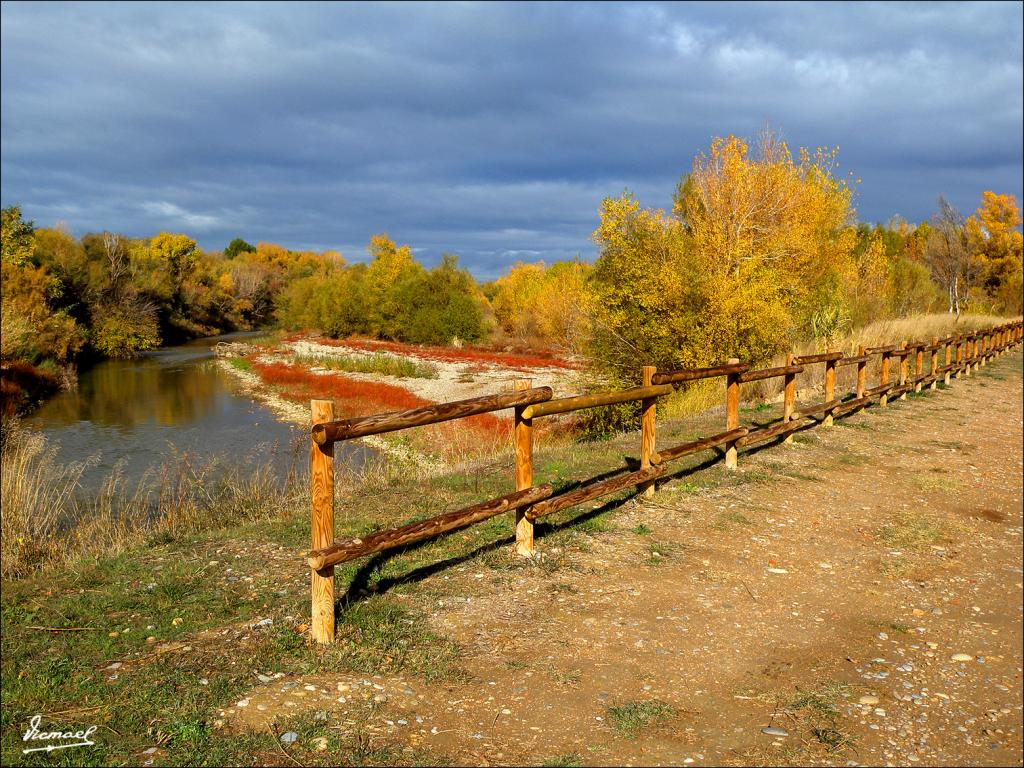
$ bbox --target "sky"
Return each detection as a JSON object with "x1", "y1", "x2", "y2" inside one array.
[{"x1": 2, "y1": 1, "x2": 1022, "y2": 279}]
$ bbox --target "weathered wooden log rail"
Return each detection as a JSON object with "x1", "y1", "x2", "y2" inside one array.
[{"x1": 305, "y1": 320, "x2": 1023, "y2": 642}]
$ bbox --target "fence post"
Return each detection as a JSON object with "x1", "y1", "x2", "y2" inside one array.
[
  {"x1": 856, "y1": 345, "x2": 867, "y2": 401},
  {"x1": 944, "y1": 338, "x2": 952, "y2": 386},
  {"x1": 879, "y1": 351, "x2": 891, "y2": 408},
  {"x1": 929, "y1": 338, "x2": 938, "y2": 391},
  {"x1": 640, "y1": 365, "x2": 657, "y2": 498},
  {"x1": 982, "y1": 332, "x2": 989, "y2": 366},
  {"x1": 823, "y1": 354, "x2": 837, "y2": 427},
  {"x1": 899, "y1": 342, "x2": 909, "y2": 400},
  {"x1": 914, "y1": 343, "x2": 924, "y2": 393},
  {"x1": 513, "y1": 379, "x2": 535, "y2": 557},
  {"x1": 725, "y1": 358, "x2": 740, "y2": 470},
  {"x1": 310, "y1": 399, "x2": 336, "y2": 645},
  {"x1": 955, "y1": 334, "x2": 963, "y2": 379},
  {"x1": 966, "y1": 335, "x2": 974, "y2": 376},
  {"x1": 783, "y1": 353, "x2": 797, "y2": 444}
]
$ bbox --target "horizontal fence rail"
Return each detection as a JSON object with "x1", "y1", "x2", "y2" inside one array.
[
  {"x1": 312, "y1": 387, "x2": 553, "y2": 444},
  {"x1": 304, "y1": 320, "x2": 1023, "y2": 642}
]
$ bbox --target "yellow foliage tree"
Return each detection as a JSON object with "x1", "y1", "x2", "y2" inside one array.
[
  {"x1": 491, "y1": 260, "x2": 591, "y2": 348},
  {"x1": 364, "y1": 233, "x2": 423, "y2": 338},
  {"x1": 967, "y1": 191, "x2": 1023, "y2": 313}
]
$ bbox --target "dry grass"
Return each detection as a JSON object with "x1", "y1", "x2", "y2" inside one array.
[{"x1": 0, "y1": 415, "x2": 300, "y2": 579}]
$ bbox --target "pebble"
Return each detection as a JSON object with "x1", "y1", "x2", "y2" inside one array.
[
  {"x1": 171, "y1": 617, "x2": 183, "y2": 626},
  {"x1": 762, "y1": 726, "x2": 789, "y2": 737},
  {"x1": 859, "y1": 695, "x2": 880, "y2": 705},
  {"x1": 252, "y1": 618, "x2": 273, "y2": 628},
  {"x1": 256, "y1": 674, "x2": 273, "y2": 683},
  {"x1": 767, "y1": 568, "x2": 789, "y2": 574},
  {"x1": 236, "y1": 699, "x2": 249, "y2": 707},
  {"x1": 951, "y1": 653, "x2": 974, "y2": 662},
  {"x1": 312, "y1": 736, "x2": 328, "y2": 751},
  {"x1": 280, "y1": 732, "x2": 298, "y2": 744}
]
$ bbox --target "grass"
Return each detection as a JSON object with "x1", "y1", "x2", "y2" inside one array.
[
  {"x1": 877, "y1": 510, "x2": 946, "y2": 551},
  {"x1": 1, "y1": 513, "x2": 463, "y2": 766},
  {"x1": 711, "y1": 510, "x2": 754, "y2": 530},
  {"x1": 784, "y1": 680, "x2": 854, "y2": 753},
  {"x1": 228, "y1": 356, "x2": 252, "y2": 372},
  {"x1": 646, "y1": 540, "x2": 677, "y2": 564},
  {"x1": 543, "y1": 754, "x2": 584, "y2": 767},
  {"x1": 0, "y1": 417, "x2": 297, "y2": 579},
  {"x1": 293, "y1": 351, "x2": 439, "y2": 379},
  {"x1": 317, "y1": 336, "x2": 577, "y2": 370},
  {"x1": 606, "y1": 700, "x2": 676, "y2": 737}
]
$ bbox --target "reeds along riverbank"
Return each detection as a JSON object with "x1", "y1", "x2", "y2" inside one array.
[{"x1": 0, "y1": 416, "x2": 307, "y2": 579}]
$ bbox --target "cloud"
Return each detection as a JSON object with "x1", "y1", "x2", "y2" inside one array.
[
  {"x1": 1, "y1": 1, "x2": 1021, "y2": 279},
  {"x1": 140, "y1": 201, "x2": 220, "y2": 231}
]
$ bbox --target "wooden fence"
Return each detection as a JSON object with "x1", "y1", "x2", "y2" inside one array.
[{"x1": 306, "y1": 321, "x2": 1023, "y2": 643}]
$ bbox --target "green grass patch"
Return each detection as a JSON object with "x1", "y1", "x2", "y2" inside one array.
[
  {"x1": 294, "y1": 352, "x2": 439, "y2": 379},
  {"x1": 606, "y1": 700, "x2": 676, "y2": 737},
  {"x1": 877, "y1": 510, "x2": 946, "y2": 551},
  {"x1": 228, "y1": 356, "x2": 252, "y2": 372},
  {"x1": 712, "y1": 510, "x2": 754, "y2": 530},
  {"x1": 543, "y1": 753, "x2": 584, "y2": 767}
]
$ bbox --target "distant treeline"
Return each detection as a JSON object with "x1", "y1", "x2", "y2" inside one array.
[{"x1": 2, "y1": 129, "x2": 1021, "y2": 413}]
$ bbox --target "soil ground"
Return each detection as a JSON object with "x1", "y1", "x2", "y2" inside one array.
[{"x1": 219, "y1": 354, "x2": 1024, "y2": 766}]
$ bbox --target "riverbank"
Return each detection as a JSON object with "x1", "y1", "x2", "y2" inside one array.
[
  {"x1": 2, "y1": 347, "x2": 1020, "y2": 767},
  {"x1": 213, "y1": 333, "x2": 580, "y2": 473}
]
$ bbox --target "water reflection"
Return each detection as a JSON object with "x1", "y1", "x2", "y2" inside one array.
[{"x1": 26, "y1": 333, "x2": 374, "y2": 495}]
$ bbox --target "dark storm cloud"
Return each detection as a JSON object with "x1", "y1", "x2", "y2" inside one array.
[{"x1": 2, "y1": 1, "x2": 1021, "y2": 278}]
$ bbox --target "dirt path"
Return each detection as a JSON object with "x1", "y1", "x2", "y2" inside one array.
[{"x1": 225, "y1": 352, "x2": 1023, "y2": 766}]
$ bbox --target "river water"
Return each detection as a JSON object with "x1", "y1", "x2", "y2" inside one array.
[{"x1": 25, "y1": 332, "x2": 374, "y2": 496}]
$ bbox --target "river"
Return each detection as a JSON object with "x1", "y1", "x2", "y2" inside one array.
[{"x1": 25, "y1": 332, "x2": 375, "y2": 496}]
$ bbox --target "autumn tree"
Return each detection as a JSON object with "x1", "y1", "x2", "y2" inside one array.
[
  {"x1": 923, "y1": 197, "x2": 976, "y2": 316},
  {"x1": 364, "y1": 233, "x2": 423, "y2": 338},
  {"x1": 967, "y1": 191, "x2": 1023, "y2": 313},
  {"x1": 224, "y1": 237, "x2": 256, "y2": 259},
  {"x1": 674, "y1": 130, "x2": 859, "y2": 351},
  {"x1": 491, "y1": 259, "x2": 591, "y2": 348},
  {"x1": 1, "y1": 205, "x2": 35, "y2": 266}
]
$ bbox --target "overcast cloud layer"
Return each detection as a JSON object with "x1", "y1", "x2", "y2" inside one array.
[{"x1": 2, "y1": 1, "x2": 1022, "y2": 278}]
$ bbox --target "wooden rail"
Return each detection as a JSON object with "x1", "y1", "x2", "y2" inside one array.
[
  {"x1": 520, "y1": 383, "x2": 673, "y2": 419},
  {"x1": 303, "y1": 319, "x2": 1023, "y2": 642},
  {"x1": 312, "y1": 387, "x2": 553, "y2": 444},
  {"x1": 308, "y1": 485, "x2": 554, "y2": 570}
]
